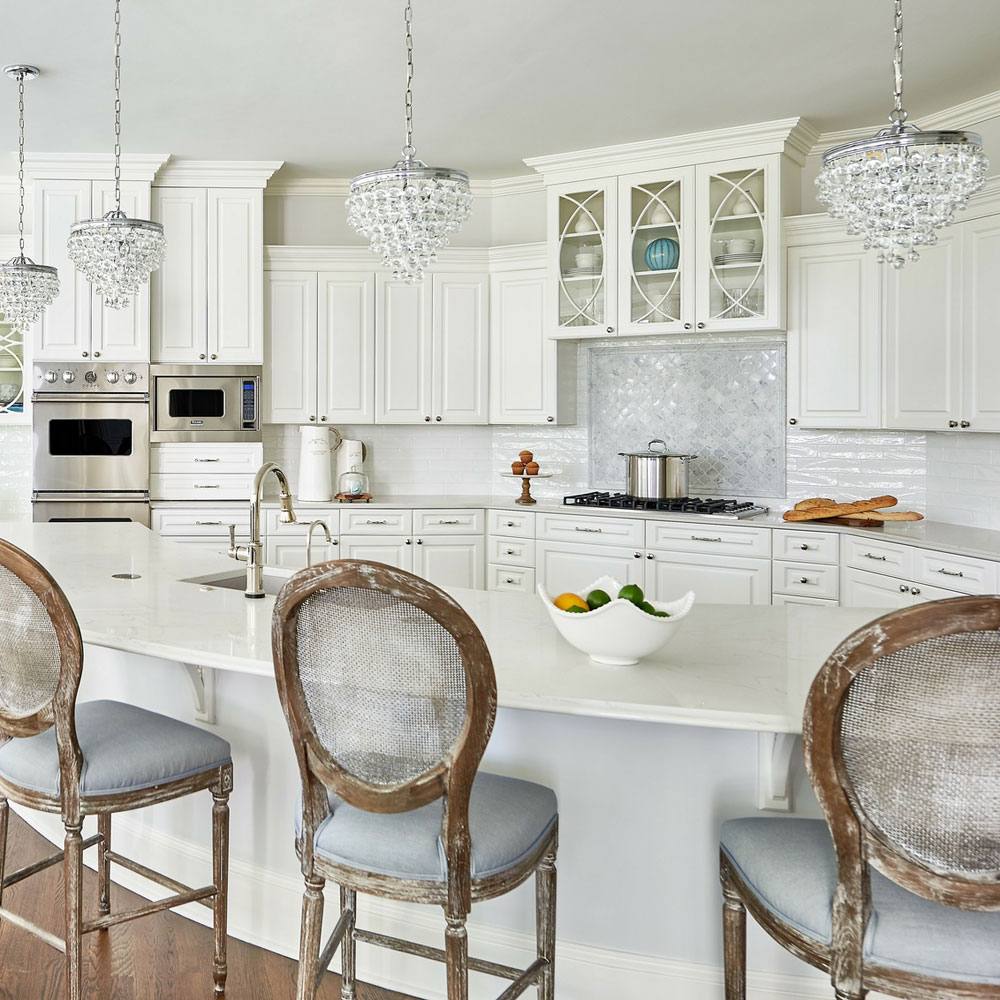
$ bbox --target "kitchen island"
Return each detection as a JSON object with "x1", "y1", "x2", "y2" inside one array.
[{"x1": 0, "y1": 522, "x2": 880, "y2": 1000}]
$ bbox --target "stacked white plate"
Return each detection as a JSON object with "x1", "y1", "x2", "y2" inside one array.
[
  {"x1": 564, "y1": 267, "x2": 602, "y2": 278},
  {"x1": 713, "y1": 253, "x2": 762, "y2": 266}
]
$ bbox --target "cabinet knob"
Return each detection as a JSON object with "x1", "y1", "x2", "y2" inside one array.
[
  {"x1": 435, "y1": 415, "x2": 442, "y2": 422},
  {"x1": 948, "y1": 420, "x2": 959, "y2": 428},
  {"x1": 899, "y1": 584, "x2": 910, "y2": 593},
  {"x1": 424, "y1": 415, "x2": 431, "y2": 422},
  {"x1": 799, "y1": 543, "x2": 810, "y2": 551},
  {"x1": 404, "y1": 538, "x2": 412, "y2": 545},
  {"x1": 93, "y1": 350, "x2": 101, "y2": 358},
  {"x1": 416, "y1": 538, "x2": 423, "y2": 545},
  {"x1": 210, "y1": 353, "x2": 218, "y2": 360},
  {"x1": 309, "y1": 415, "x2": 316, "y2": 422},
  {"x1": 547, "y1": 416, "x2": 554, "y2": 423},
  {"x1": 960, "y1": 420, "x2": 971, "y2": 428},
  {"x1": 505, "y1": 577, "x2": 515, "y2": 584},
  {"x1": 320, "y1": 415, "x2": 327, "y2": 421},
  {"x1": 199, "y1": 353, "x2": 206, "y2": 360},
  {"x1": 683, "y1": 323, "x2": 692, "y2": 330},
  {"x1": 799, "y1": 577, "x2": 810, "y2": 584},
  {"x1": 633, "y1": 552, "x2": 642, "y2": 559},
  {"x1": 82, "y1": 351, "x2": 89, "y2": 358},
  {"x1": 606, "y1": 326, "x2": 615, "y2": 334},
  {"x1": 788, "y1": 418, "x2": 798, "y2": 425},
  {"x1": 911, "y1": 587, "x2": 921, "y2": 596},
  {"x1": 646, "y1": 553, "x2": 654, "y2": 560},
  {"x1": 697, "y1": 322, "x2": 706, "y2": 330}
]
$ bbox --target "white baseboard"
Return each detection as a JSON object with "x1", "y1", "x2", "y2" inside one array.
[{"x1": 13, "y1": 805, "x2": 834, "y2": 1000}]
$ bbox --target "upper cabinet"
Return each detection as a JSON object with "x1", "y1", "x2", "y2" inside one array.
[
  {"x1": 961, "y1": 214, "x2": 1000, "y2": 432},
  {"x1": 529, "y1": 120, "x2": 812, "y2": 340}
]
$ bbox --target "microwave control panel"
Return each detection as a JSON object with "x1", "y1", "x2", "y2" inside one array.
[{"x1": 242, "y1": 379, "x2": 258, "y2": 429}]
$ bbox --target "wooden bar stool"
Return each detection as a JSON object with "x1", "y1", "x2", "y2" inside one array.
[
  {"x1": 0, "y1": 539, "x2": 233, "y2": 999},
  {"x1": 720, "y1": 596, "x2": 1000, "y2": 999},
  {"x1": 272, "y1": 559, "x2": 559, "y2": 1000}
]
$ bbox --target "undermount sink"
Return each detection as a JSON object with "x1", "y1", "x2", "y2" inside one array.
[{"x1": 182, "y1": 568, "x2": 295, "y2": 597}]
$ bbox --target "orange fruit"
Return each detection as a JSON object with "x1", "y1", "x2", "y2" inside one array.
[{"x1": 553, "y1": 592, "x2": 589, "y2": 613}]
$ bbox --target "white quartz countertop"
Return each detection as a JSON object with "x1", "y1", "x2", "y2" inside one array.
[{"x1": 0, "y1": 522, "x2": 883, "y2": 734}]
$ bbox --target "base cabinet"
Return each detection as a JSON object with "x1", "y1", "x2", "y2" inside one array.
[
  {"x1": 338, "y1": 535, "x2": 413, "y2": 572},
  {"x1": 535, "y1": 541, "x2": 645, "y2": 596},
  {"x1": 840, "y1": 567, "x2": 964, "y2": 608},
  {"x1": 644, "y1": 550, "x2": 771, "y2": 604},
  {"x1": 413, "y1": 536, "x2": 485, "y2": 590}
]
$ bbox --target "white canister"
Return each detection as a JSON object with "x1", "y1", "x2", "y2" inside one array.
[{"x1": 297, "y1": 426, "x2": 335, "y2": 502}]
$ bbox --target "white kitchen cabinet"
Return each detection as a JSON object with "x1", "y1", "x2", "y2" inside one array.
[
  {"x1": 840, "y1": 566, "x2": 963, "y2": 608},
  {"x1": 962, "y1": 214, "x2": 1000, "y2": 432},
  {"x1": 535, "y1": 541, "x2": 644, "y2": 596},
  {"x1": 375, "y1": 275, "x2": 434, "y2": 423},
  {"x1": 489, "y1": 267, "x2": 576, "y2": 424},
  {"x1": 432, "y1": 272, "x2": 488, "y2": 424},
  {"x1": 771, "y1": 593, "x2": 838, "y2": 607},
  {"x1": 338, "y1": 534, "x2": 413, "y2": 572},
  {"x1": 644, "y1": 550, "x2": 771, "y2": 605},
  {"x1": 151, "y1": 187, "x2": 209, "y2": 363},
  {"x1": 265, "y1": 536, "x2": 340, "y2": 570},
  {"x1": 771, "y1": 560, "x2": 839, "y2": 602},
  {"x1": 488, "y1": 564, "x2": 536, "y2": 594},
  {"x1": 786, "y1": 240, "x2": 881, "y2": 429},
  {"x1": 265, "y1": 271, "x2": 318, "y2": 424},
  {"x1": 884, "y1": 234, "x2": 963, "y2": 430},
  {"x1": 413, "y1": 535, "x2": 485, "y2": 590}
]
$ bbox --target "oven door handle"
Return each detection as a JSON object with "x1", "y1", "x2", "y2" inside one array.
[{"x1": 32, "y1": 392, "x2": 149, "y2": 404}]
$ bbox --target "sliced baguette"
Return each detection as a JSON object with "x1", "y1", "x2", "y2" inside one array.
[{"x1": 783, "y1": 495, "x2": 899, "y2": 522}]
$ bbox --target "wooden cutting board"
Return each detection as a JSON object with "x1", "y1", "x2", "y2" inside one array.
[{"x1": 783, "y1": 495, "x2": 899, "y2": 523}]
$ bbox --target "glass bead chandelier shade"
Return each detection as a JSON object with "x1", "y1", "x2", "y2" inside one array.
[
  {"x1": 816, "y1": 0, "x2": 989, "y2": 268},
  {"x1": 67, "y1": 0, "x2": 165, "y2": 308},
  {"x1": 346, "y1": 0, "x2": 472, "y2": 282},
  {"x1": 0, "y1": 65, "x2": 59, "y2": 335}
]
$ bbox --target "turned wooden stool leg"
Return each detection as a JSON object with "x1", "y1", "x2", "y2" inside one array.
[
  {"x1": 445, "y1": 912, "x2": 469, "y2": 1000},
  {"x1": 97, "y1": 813, "x2": 111, "y2": 916},
  {"x1": 721, "y1": 874, "x2": 747, "y2": 1000},
  {"x1": 212, "y1": 779, "x2": 231, "y2": 996},
  {"x1": 339, "y1": 886, "x2": 357, "y2": 1000},
  {"x1": 535, "y1": 847, "x2": 557, "y2": 1000},
  {"x1": 297, "y1": 876, "x2": 326, "y2": 1000},
  {"x1": 63, "y1": 821, "x2": 84, "y2": 1000}
]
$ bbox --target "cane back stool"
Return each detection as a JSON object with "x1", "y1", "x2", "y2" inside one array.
[
  {"x1": 272, "y1": 560, "x2": 559, "y2": 1000},
  {"x1": 0, "y1": 539, "x2": 233, "y2": 999},
  {"x1": 719, "y1": 596, "x2": 1000, "y2": 1000}
]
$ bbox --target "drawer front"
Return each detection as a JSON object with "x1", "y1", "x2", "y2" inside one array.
[
  {"x1": 911, "y1": 548, "x2": 998, "y2": 596},
  {"x1": 488, "y1": 509, "x2": 535, "y2": 539},
  {"x1": 842, "y1": 535, "x2": 913, "y2": 578},
  {"x1": 150, "y1": 473, "x2": 256, "y2": 501},
  {"x1": 151, "y1": 442, "x2": 264, "y2": 476},
  {"x1": 772, "y1": 560, "x2": 840, "y2": 600},
  {"x1": 535, "y1": 542, "x2": 645, "y2": 595},
  {"x1": 152, "y1": 507, "x2": 249, "y2": 537},
  {"x1": 413, "y1": 509, "x2": 485, "y2": 535},
  {"x1": 489, "y1": 536, "x2": 536, "y2": 567},
  {"x1": 773, "y1": 529, "x2": 839, "y2": 565},
  {"x1": 537, "y1": 512, "x2": 645, "y2": 549},
  {"x1": 339, "y1": 535, "x2": 413, "y2": 572},
  {"x1": 645, "y1": 521, "x2": 771, "y2": 559},
  {"x1": 771, "y1": 593, "x2": 839, "y2": 607},
  {"x1": 266, "y1": 507, "x2": 340, "y2": 538},
  {"x1": 644, "y1": 550, "x2": 771, "y2": 605},
  {"x1": 340, "y1": 509, "x2": 413, "y2": 535},
  {"x1": 488, "y1": 564, "x2": 536, "y2": 594}
]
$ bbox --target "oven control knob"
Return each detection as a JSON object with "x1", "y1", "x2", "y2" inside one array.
[
  {"x1": 122, "y1": 370, "x2": 138, "y2": 385},
  {"x1": 62, "y1": 370, "x2": 76, "y2": 384},
  {"x1": 44, "y1": 370, "x2": 58, "y2": 384},
  {"x1": 105, "y1": 370, "x2": 120, "y2": 384},
  {"x1": 84, "y1": 370, "x2": 98, "y2": 384}
]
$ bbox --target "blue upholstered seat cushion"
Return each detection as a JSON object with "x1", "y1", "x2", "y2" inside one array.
[
  {"x1": 721, "y1": 817, "x2": 1000, "y2": 984},
  {"x1": 309, "y1": 771, "x2": 557, "y2": 882},
  {"x1": 0, "y1": 700, "x2": 232, "y2": 798}
]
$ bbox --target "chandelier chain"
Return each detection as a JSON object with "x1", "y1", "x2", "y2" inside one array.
[
  {"x1": 402, "y1": 0, "x2": 415, "y2": 159},
  {"x1": 113, "y1": 0, "x2": 122, "y2": 212},
  {"x1": 890, "y1": 0, "x2": 906, "y2": 125},
  {"x1": 16, "y1": 71, "x2": 25, "y2": 256}
]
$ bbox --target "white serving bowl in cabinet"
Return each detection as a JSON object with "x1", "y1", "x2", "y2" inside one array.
[{"x1": 537, "y1": 576, "x2": 695, "y2": 666}]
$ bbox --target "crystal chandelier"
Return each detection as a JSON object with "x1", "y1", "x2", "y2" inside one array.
[
  {"x1": 346, "y1": 0, "x2": 473, "y2": 282},
  {"x1": 0, "y1": 66, "x2": 59, "y2": 335},
  {"x1": 816, "y1": 0, "x2": 989, "y2": 269},
  {"x1": 67, "y1": 0, "x2": 164, "y2": 308}
]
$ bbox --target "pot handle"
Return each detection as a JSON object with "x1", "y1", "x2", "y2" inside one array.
[{"x1": 647, "y1": 438, "x2": 669, "y2": 453}]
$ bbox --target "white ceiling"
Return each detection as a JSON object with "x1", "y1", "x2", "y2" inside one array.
[{"x1": 3, "y1": 1, "x2": 1000, "y2": 179}]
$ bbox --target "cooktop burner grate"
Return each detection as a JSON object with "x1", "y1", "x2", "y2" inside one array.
[{"x1": 562, "y1": 491, "x2": 769, "y2": 519}]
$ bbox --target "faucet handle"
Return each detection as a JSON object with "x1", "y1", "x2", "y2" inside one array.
[{"x1": 227, "y1": 524, "x2": 238, "y2": 557}]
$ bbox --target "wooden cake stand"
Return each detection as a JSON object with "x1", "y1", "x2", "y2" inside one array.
[{"x1": 500, "y1": 472, "x2": 554, "y2": 505}]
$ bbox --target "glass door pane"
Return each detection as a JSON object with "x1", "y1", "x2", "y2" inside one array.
[
  {"x1": 557, "y1": 188, "x2": 608, "y2": 330},
  {"x1": 0, "y1": 323, "x2": 25, "y2": 416},
  {"x1": 706, "y1": 167, "x2": 766, "y2": 324},
  {"x1": 627, "y1": 178, "x2": 684, "y2": 329}
]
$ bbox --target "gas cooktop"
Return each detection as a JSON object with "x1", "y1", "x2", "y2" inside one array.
[{"x1": 562, "y1": 492, "x2": 770, "y2": 520}]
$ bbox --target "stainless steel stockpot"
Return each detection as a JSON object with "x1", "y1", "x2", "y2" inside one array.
[{"x1": 619, "y1": 439, "x2": 697, "y2": 500}]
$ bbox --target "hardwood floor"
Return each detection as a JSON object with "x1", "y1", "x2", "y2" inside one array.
[{"x1": 0, "y1": 812, "x2": 413, "y2": 1000}]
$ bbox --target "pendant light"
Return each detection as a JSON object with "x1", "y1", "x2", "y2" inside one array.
[
  {"x1": 67, "y1": 0, "x2": 164, "y2": 308},
  {"x1": 346, "y1": 0, "x2": 473, "y2": 282},
  {"x1": 0, "y1": 66, "x2": 59, "y2": 335},
  {"x1": 816, "y1": 0, "x2": 989, "y2": 268}
]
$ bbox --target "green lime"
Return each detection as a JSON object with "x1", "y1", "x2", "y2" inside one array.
[
  {"x1": 618, "y1": 583, "x2": 645, "y2": 606},
  {"x1": 639, "y1": 601, "x2": 657, "y2": 615},
  {"x1": 586, "y1": 588, "x2": 612, "y2": 610},
  {"x1": 565, "y1": 605, "x2": 589, "y2": 613}
]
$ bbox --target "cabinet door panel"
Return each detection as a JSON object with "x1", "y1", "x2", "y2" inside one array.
[
  {"x1": 884, "y1": 235, "x2": 962, "y2": 430},
  {"x1": 34, "y1": 180, "x2": 92, "y2": 360},
  {"x1": 151, "y1": 187, "x2": 208, "y2": 363},
  {"x1": 338, "y1": 534, "x2": 413, "y2": 572},
  {"x1": 413, "y1": 536, "x2": 484, "y2": 590},
  {"x1": 840, "y1": 567, "x2": 912, "y2": 609},
  {"x1": 786, "y1": 242, "x2": 880, "y2": 428},
  {"x1": 645, "y1": 551, "x2": 770, "y2": 605},
  {"x1": 90, "y1": 181, "x2": 150, "y2": 361},
  {"x1": 962, "y1": 216, "x2": 1000, "y2": 432},
  {"x1": 432, "y1": 273, "x2": 488, "y2": 424},
  {"x1": 375, "y1": 276, "x2": 433, "y2": 423},
  {"x1": 265, "y1": 537, "x2": 340, "y2": 571},
  {"x1": 265, "y1": 272, "x2": 317, "y2": 424},
  {"x1": 318, "y1": 271, "x2": 375, "y2": 424},
  {"x1": 535, "y1": 541, "x2": 644, "y2": 596},
  {"x1": 208, "y1": 188, "x2": 263, "y2": 363}
]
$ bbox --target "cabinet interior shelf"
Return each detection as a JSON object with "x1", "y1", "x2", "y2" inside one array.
[
  {"x1": 633, "y1": 222, "x2": 679, "y2": 233},
  {"x1": 561, "y1": 273, "x2": 604, "y2": 283},
  {"x1": 633, "y1": 268, "x2": 679, "y2": 277},
  {"x1": 561, "y1": 230, "x2": 602, "y2": 240},
  {"x1": 712, "y1": 261, "x2": 763, "y2": 271}
]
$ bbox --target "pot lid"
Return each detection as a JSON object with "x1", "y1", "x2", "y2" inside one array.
[{"x1": 619, "y1": 438, "x2": 697, "y2": 459}]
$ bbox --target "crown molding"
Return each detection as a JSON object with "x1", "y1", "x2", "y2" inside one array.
[
  {"x1": 264, "y1": 173, "x2": 543, "y2": 200},
  {"x1": 812, "y1": 88, "x2": 1000, "y2": 156},
  {"x1": 264, "y1": 244, "x2": 491, "y2": 271},
  {"x1": 155, "y1": 159, "x2": 283, "y2": 188},
  {"x1": 24, "y1": 152, "x2": 170, "y2": 182},
  {"x1": 524, "y1": 117, "x2": 821, "y2": 184},
  {"x1": 487, "y1": 242, "x2": 545, "y2": 269}
]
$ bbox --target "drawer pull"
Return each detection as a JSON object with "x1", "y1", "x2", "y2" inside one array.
[
  {"x1": 911, "y1": 587, "x2": 921, "y2": 596},
  {"x1": 899, "y1": 584, "x2": 910, "y2": 593},
  {"x1": 437, "y1": 519, "x2": 461, "y2": 525},
  {"x1": 862, "y1": 552, "x2": 887, "y2": 561},
  {"x1": 505, "y1": 577, "x2": 515, "y2": 584},
  {"x1": 799, "y1": 543, "x2": 811, "y2": 551},
  {"x1": 193, "y1": 484, "x2": 220, "y2": 489},
  {"x1": 365, "y1": 519, "x2": 389, "y2": 525},
  {"x1": 195, "y1": 520, "x2": 224, "y2": 526},
  {"x1": 505, "y1": 521, "x2": 515, "y2": 527},
  {"x1": 691, "y1": 535, "x2": 723, "y2": 543},
  {"x1": 937, "y1": 567, "x2": 964, "y2": 578},
  {"x1": 799, "y1": 577, "x2": 811, "y2": 585},
  {"x1": 574, "y1": 526, "x2": 603, "y2": 534},
  {"x1": 193, "y1": 458, "x2": 221, "y2": 463},
  {"x1": 505, "y1": 548, "x2": 516, "y2": 555}
]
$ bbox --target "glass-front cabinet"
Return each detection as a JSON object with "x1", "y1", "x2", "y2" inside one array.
[
  {"x1": 549, "y1": 180, "x2": 617, "y2": 338},
  {"x1": 0, "y1": 320, "x2": 27, "y2": 421}
]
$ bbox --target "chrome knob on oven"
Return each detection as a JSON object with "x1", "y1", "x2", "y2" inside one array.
[
  {"x1": 105, "y1": 371, "x2": 120, "y2": 384},
  {"x1": 84, "y1": 371, "x2": 98, "y2": 384},
  {"x1": 43, "y1": 370, "x2": 58, "y2": 384},
  {"x1": 122, "y1": 370, "x2": 138, "y2": 385},
  {"x1": 62, "y1": 371, "x2": 76, "y2": 384}
]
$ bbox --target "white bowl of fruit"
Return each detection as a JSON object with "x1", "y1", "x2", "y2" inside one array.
[{"x1": 538, "y1": 576, "x2": 695, "y2": 666}]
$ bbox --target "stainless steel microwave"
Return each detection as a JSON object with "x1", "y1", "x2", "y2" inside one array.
[{"x1": 150, "y1": 364, "x2": 262, "y2": 442}]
